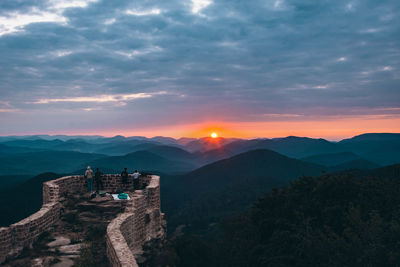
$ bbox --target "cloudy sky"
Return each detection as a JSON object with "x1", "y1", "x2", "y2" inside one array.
[{"x1": 0, "y1": 0, "x2": 399, "y2": 139}]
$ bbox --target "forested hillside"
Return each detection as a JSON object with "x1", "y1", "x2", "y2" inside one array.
[
  {"x1": 161, "y1": 149, "x2": 325, "y2": 232},
  {"x1": 149, "y1": 164, "x2": 400, "y2": 267}
]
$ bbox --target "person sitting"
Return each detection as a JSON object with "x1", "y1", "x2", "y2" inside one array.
[
  {"x1": 121, "y1": 167, "x2": 128, "y2": 184},
  {"x1": 95, "y1": 168, "x2": 104, "y2": 191},
  {"x1": 85, "y1": 166, "x2": 93, "y2": 192},
  {"x1": 133, "y1": 170, "x2": 140, "y2": 191}
]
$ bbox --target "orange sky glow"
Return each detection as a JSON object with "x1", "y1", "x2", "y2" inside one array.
[{"x1": 52, "y1": 115, "x2": 400, "y2": 141}]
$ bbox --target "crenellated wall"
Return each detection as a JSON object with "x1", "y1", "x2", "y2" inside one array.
[{"x1": 0, "y1": 174, "x2": 165, "y2": 266}]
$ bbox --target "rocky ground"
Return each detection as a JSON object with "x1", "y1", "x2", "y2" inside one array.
[{"x1": 3, "y1": 193, "x2": 128, "y2": 267}]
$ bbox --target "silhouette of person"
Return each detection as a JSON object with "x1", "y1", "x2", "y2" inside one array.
[
  {"x1": 121, "y1": 167, "x2": 128, "y2": 184},
  {"x1": 133, "y1": 170, "x2": 140, "y2": 191},
  {"x1": 95, "y1": 168, "x2": 104, "y2": 191},
  {"x1": 85, "y1": 166, "x2": 93, "y2": 192}
]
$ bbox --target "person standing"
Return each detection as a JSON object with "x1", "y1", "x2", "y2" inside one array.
[
  {"x1": 85, "y1": 166, "x2": 93, "y2": 192},
  {"x1": 95, "y1": 168, "x2": 104, "y2": 191},
  {"x1": 121, "y1": 167, "x2": 128, "y2": 184},
  {"x1": 133, "y1": 170, "x2": 140, "y2": 191}
]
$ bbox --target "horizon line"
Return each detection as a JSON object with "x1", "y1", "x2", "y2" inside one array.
[{"x1": 0, "y1": 132, "x2": 399, "y2": 142}]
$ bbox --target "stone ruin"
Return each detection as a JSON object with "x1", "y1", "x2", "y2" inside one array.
[{"x1": 0, "y1": 173, "x2": 166, "y2": 267}]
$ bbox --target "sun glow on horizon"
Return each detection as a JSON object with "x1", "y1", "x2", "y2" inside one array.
[
  {"x1": 211, "y1": 132, "x2": 218, "y2": 138},
  {"x1": 21, "y1": 116, "x2": 400, "y2": 142}
]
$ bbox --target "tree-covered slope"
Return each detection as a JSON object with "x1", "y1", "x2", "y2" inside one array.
[
  {"x1": 162, "y1": 149, "x2": 325, "y2": 232},
  {"x1": 152, "y1": 164, "x2": 400, "y2": 267}
]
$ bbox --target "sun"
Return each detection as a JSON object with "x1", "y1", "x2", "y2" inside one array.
[{"x1": 211, "y1": 132, "x2": 218, "y2": 138}]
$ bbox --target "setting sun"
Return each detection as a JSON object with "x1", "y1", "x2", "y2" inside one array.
[{"x1": 211, "y1": 132, "x2": 218, "y2": 138}]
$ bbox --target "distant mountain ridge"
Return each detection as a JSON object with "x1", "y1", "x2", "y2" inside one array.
[
  {"x1": 0, "y1": 151, "x2": 106, "y2": 175},
  {"x1": 340, "y1": 133, "x2": 400, "y2": 142},
  {"x1": 0, "y1": 133, "x2": 399, "y2": 178},
  {"x1": 84, "y1": 150, "x2": 197, "y2": 175},
  {"x1": 302, "y1": 152, "x2": 368, "y2": 166}
]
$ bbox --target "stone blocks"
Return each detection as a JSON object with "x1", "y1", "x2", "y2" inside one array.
[
  {"x1": 106, "y1": 175, "x2": 166, "y2": 267},
  {"x1": 0, "y1": 227, "x2": 12, "y2": 263},
  {"x1": 0, "y1": 174, "x2": 165, "y2": 266}
]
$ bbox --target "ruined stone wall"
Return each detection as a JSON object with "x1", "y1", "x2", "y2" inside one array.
[
  {"x1": 11, "y1": 203, "x2": 61, "y2": 251},
  {"x1": 0, "y1": 175, "x2": 80, "y2": 264},
  {"x1": 145, "y1": 176, "x2": 164, "y2": 240},
  {"x1": 0, "y1": 227, "x2": 12, "y2": 263},
  {"x1": 0, "y1": 187, "x2": 65, "y2": 263},
  {"x1": 106, "y1": 213, "x2": 138, "y2": 267},
  {"x1": 0, "y1": 174, "x2": 165, "y2": 265},
  {"x1": 106, "y1": 175, "x2": 166, "y2": 267},
  {"x1": 43, "y1": 175, "x2": 86, "y2": 204},
  {"x1": 42, "y1": 174, "x2": 139, "y2": 204},
  {"x1": 101, "y1": 174, "x2": 135, "y2": 192}
]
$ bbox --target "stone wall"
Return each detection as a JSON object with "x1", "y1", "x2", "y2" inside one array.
[
  {"x1": 42, "y1": 175, "x2": 86, "y2": 204},
  {"x1": 0, "y1": 173, "x2": 165, "y2": 266},
  {"x1": 42, "y1": 174, "x2": 140, "y2": 204},
  {"x1": 0, "y1": 194, "x2": 63, "y2": 263},
  {"x1": 106, "y1": 212, "x2": 138, "y2": 267},
  {"x1": 105, "y1": 175, "x2": 166, "y2": 267},
  {"x1": 11, "y1": 203, "x2": 61, "y2": 252},
  {"x1": 0, "y1": 227, "x2": 12, "y2": 263},
  {"x1": 0, "y1": 175, "x2": 79, "y2": 264}
]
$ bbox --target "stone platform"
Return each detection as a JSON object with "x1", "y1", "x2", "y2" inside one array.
[{"x1": 0, "y1": 175, "x2": 166, "y2": 267}]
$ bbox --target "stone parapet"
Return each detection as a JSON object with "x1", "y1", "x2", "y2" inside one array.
[
  {"x1": 0, "y1": 174, "x2": 69, "y2": 264},
  {"x1": 11, "y1": 202, "x2": 61, "y2": 253},
  {"x1": 43, "y1": 175, "x2": 86, "y2": 204},
  {"x1": 0, "y1": 174, "x2": 165, "y2": 265},
  {"x1": 42, "y1": 174, "x2": 141, "y2": 205},
  {"x1": 106, "y1": 175, "x2": 166, "y2": 266},
  {"x1": 1, "y1": 183, "x2": 64, "y2": 264},
  {"x1": 0, "y1": 227, "x2": 12, "y2": 263},
  {"x1": 106, "y1": 212, "x2": 138, "y2": 267}
]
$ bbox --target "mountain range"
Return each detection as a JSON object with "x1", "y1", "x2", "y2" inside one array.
[
  {"x1": 0, "y1": 133, "x2": 398, "y2": 178},
  {"x1": 0, "y1": 133, "x2": 399, "y2": 227}
]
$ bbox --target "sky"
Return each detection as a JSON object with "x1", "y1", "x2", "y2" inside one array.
[{"x1": 0, "y1": 0, "x2": 399, "y2": 140}]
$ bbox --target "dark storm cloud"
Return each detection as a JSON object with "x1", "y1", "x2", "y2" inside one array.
[{"x1": 0, "y1": 0, "x2": 399, "y2": 133}]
